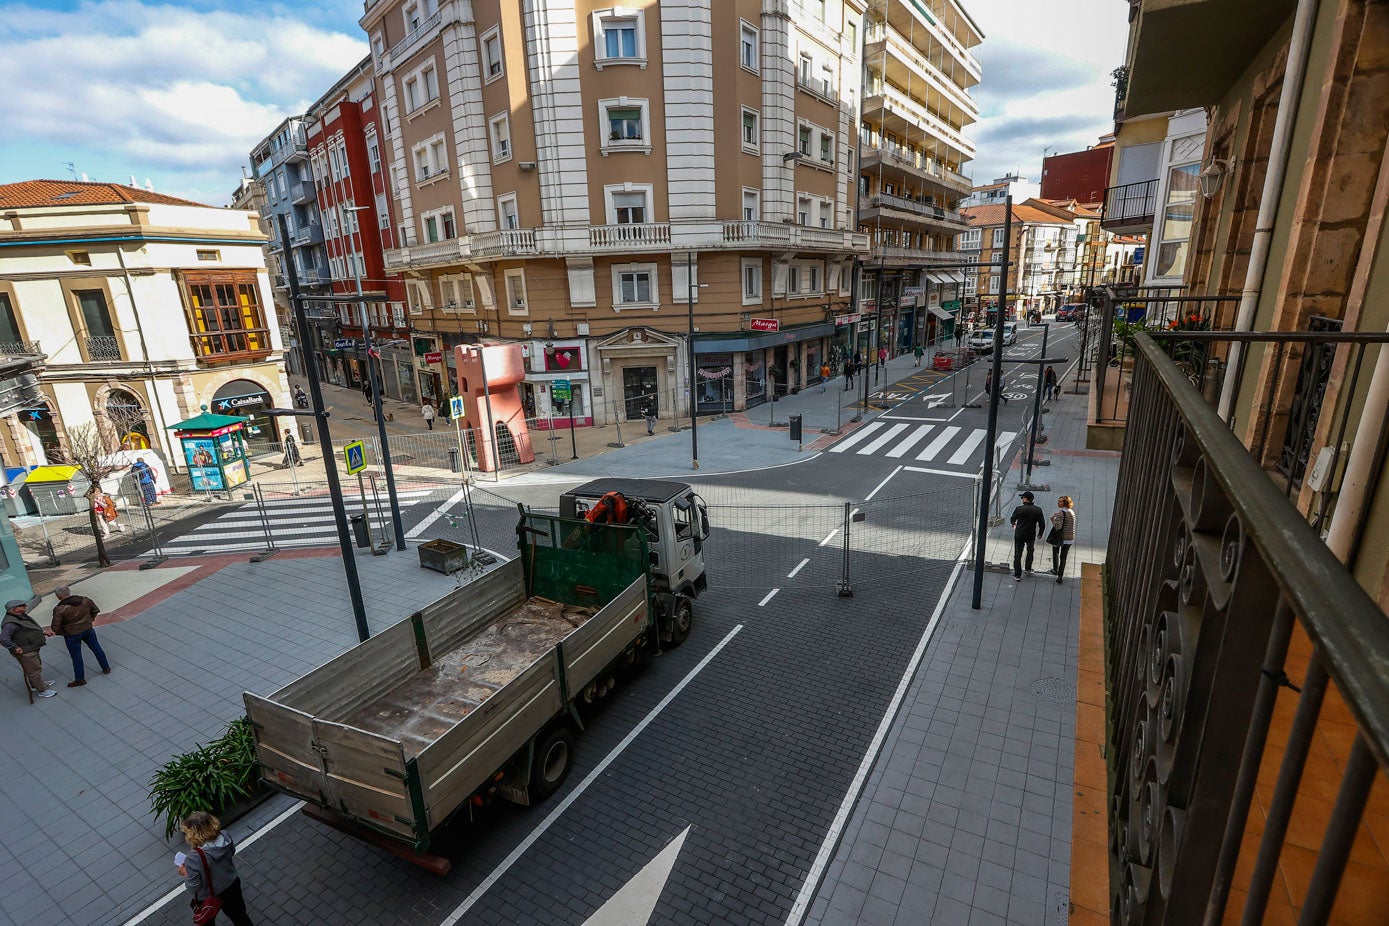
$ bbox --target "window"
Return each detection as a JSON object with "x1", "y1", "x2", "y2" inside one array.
[
  {"x1": 68, "y1": 251, "x2": 92, "y2": 266},
  {"x1": 497, "y1": 193, "x2": 519, "y2": 229},
  {"x1": 813, "y1": 0, "x2": 825, "y2": 21},
  {"x1": 819, "y1": 132, "x2": 833, "y2": 163},
  {"x1": 404, "y1": 0, "x2": 422, "y2": 32},
  {"x1": 818, "y1": 202, "x2": 831, "y2": 229},
  {"x1": 1154, "y1": 163, "x2": 1200, "y2": 279},
  {"x1": 430, "y1": 138, "x2": 447, "y2": 175},
  {"x1": 367, "y1": 139, "x2": 381, "y2": 174},
  {"x1": 412, "y1": 135, "x2": 449, "y2": 182},
  {"x1": 741, "y1": 259, "x2": 762, "y2": 304},
  {"x1": 786, "y1": 265, "x2": 800, "y2": 294},
  {"x1": 959, "y1": 229, "x2": 981, "y2": 249},
  {"x1": 991, "y1": 228, "x2": 1005, "y2": 249},
  {"x1": 504, "y1": 268, "x2": 528, "y2": 314},
  {"x1": 612, "y1": 191, "x2": 646, "y2": 223},
  {"x1": 807, "y1": 263, "x2": 820, "y2": 293},
  {"x1": 481, "y1": 26, "x2": 503, "y2": 82},
  {"x1": 599, "y1": 97, "x2": 651, "y2": 154},
  {"x1": 612, "y1": 263, "x2": 657, "y2": 307},
  {"x1": 489, "y1": 113, "x2": 511, "y2": 162},
  {"x1": 440, "y1": 273, "x2": 476, "y2": 313},
  {"x1": 0, "y1": 293, "x2": 23, "y2": 345},
  {"x1": 741, "y1": 108, "x2": 760, "y2": 153},
  {"x1": 593, "y1": 9, "x2": 645, "y2": 65},
  {"x1": 846, "y1": 20, "x2": 856, "y2": 49},
  {"x1": 407, "y1": 279, "x2": 433, "y2": 315},
  {"x1": 819, "y1": 64, "x2": 835, "y2": 98},
  {"x1": 420, "y1": 207, "x2": 455, "y2": 242},
  {"x1": 799, "y1": 54, "x2": 813, "y2": 88},
  {"x1": 609, "y1": 107, "x2": 641, "y2": 140},
  {"x1": 742, "y1": 188, "x2": 760, "y2": 222},
  {"x1": 376, "y1": 193, "x2": 390, "y2": 230},
  {"x1": 797, "y1": 196, "x2": 811, "y2": 226},
  {"x1": 196, "y1": 249, "x2": 220, "y2": 261},
  {"x1": 987, "y1": 275, "x2": 999, "y2": 294},
  {"x1": 182, "y1": 272, "x2": 270, "y2": 359},
  {"x1": 798, "y1": 125, "x2": 812, "y2": 156},
  {"x1": 739, "y1": 21, "x2": 759, "y2": 71},
  {"x1": 404, "y1": 63, "x2": 439, "y2": 113}
]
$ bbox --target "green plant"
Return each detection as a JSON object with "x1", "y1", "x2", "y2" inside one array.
[
  {"x1": 1112, "y1": 317, "x2": 1149, "y2": 351},
  {"x1": 149, "y1": 717, "x2": 260, "y2": 840}
]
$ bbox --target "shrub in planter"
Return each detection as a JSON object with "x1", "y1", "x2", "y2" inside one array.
[{"x1": 149, "y1": 717, "x2": 261, "y2": 840}]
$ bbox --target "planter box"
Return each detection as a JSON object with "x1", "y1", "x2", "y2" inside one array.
[{"x1": 418, "y1": 538, "x2": 469, "y2": 574}]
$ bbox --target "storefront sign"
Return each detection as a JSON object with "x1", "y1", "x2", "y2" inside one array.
[
  {"x1": 424, "y1": 351, "x2": 443, "y2": 364},
  {"x1": 749, "y1": 318, "x2": 780, "y2": 333},
  {"x1": 542, "y1": 343, "x2": 584, "y2": 372},
  {"x1": 834, "y1": 314, "x2": 862, "y2": 327},
  {"x1": 214, "y1": 393, "x2": 266, "y2": 411},
  {"x1": 333, "y1": 338, "x2": 354, "y2": 349}
]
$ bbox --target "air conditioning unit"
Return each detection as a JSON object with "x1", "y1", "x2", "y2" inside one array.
[{"x1": 518, "y1": 161, "x2": 537, "y2": 171}]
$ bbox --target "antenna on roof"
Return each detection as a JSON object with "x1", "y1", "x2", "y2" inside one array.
[
  {"x1": 63, "y1": 162, "x2": 78, "y2": 180},
  {"x1": 81, "y1": 173, "x2": 89, "y2": 183},
  {"x1": 130, "y1": 175, "x2": 138, "y2": 187},
  {"x1": 145, "y1": 178, "x2": 154, "y2": 191}
]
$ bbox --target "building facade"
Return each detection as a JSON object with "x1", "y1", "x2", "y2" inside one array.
[
  {"x1": 959, "y1": 173, "x2": 1039, "y2": 208},
  {"x1": 0, "y1": 180, "x2": 289, "y2": 469},
  {"x1": 364, "y1": 0, "x2": 874, "y2": 423},
  {"x1": 959, "y1": 200, "x2": 1077, "y2": 317},
  {"x1": 1039, "y1": 139, "x2": 1113, "y2": 205}
]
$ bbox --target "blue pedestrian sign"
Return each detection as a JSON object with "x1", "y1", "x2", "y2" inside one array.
[
  {"x1": 449, "y1": 395, "x2": 466, "y2": 420},
  {"x1": 343, "y1": 440, "x2": 367, "y2": 475},
  {"x1": 333, "y1": 338, "x2": 354, "y2": 349}
]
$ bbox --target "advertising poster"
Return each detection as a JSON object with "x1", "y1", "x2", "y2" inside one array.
[
  {"x1": 189, "y1": 467, "x2": 224, "y2": 492},
  {"x1": 184, "y1": 438, "x2": 217, "y2": 468}
]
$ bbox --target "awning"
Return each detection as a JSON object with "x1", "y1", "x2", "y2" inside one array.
[{"x1": 929, "y1": 306, "x2": 954, "y2": 321}]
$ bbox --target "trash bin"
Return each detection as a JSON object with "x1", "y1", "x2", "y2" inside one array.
[
  {"x1": 300, "y1": 423, "x2": 314, "y2": 443},
  {"x1": 447, "y1": 447, "x2": 460, "y2": 473},
  {"x1": 788, "y1": 414, "x2": 803, "y2": 443},
  {"x1": 349, "y1": 514, "x2": 370, "y2": 548}
]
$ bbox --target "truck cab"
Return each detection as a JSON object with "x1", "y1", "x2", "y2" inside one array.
[{"x1": 559, "y1": 479, "x2": 709, "y2": 642}]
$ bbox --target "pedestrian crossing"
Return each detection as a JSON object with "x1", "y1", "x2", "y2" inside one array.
[
  {"x1": 828, "y1": 422, "x2": 1017, "y2": 468},
  {"x1": 157, "y1": 488, "x2": 442, "y2": 555}
]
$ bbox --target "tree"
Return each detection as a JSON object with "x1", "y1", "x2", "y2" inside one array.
[{"x1": 64, "y1": 420, "x2": 134, "y2": 568}]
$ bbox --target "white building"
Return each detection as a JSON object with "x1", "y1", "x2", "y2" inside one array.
[{"x1": 960, "y1": 173, "x2": 1040, "y2": 208}]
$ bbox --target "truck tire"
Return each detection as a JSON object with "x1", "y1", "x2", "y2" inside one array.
[
  {"x1": 532, "y1": 725, "x2": 576, "y2": 800},
  {"x1": 667, "y1": 597, "x2": 693, "y2": 647}
]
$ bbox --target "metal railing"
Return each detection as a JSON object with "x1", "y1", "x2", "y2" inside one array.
[
  {"x1": 84, "y1": 336, "x2": 122, "y2": 361},
  {"x1": 0, "y1": 339, "x2": 42, "y2": 355},
  {"x1": 1102, "y1": 179, "x2": 1158, "y2": 229},
  {"x1": 1103, "y1": 334, "x2": 1389, "y2": 924},
  {"x1": 865, "y1": 194, "x2": 963, "y2": 225}
]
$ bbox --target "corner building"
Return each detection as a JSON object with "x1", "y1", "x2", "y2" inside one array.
[{"x1": 365, "y1": 0, "x2": 869, "y2": 423}]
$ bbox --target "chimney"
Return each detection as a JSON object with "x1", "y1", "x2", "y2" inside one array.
[{"x1": 81, "y1": 173, "x2": 89, "y2": 182}]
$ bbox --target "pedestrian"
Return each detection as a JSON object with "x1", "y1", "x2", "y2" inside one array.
[
  {"x1": 819, "y1": 362, "x2": 830, "y2": 392},
  {"x1": 1043, "y1": 365, "x2": 1058, "y2": 402},
  {"x1": 131, "y1": 459, "x2": 159, "y2": 506},
  {"x1": 1049, "y1": 495, "x2": 1077, "y2": 583},
  {"x1": 644, "y1": 402, "x2": 657, "y2": 436},
  {"x1": 49, "y1": 585, "x2": 110, "y2": 687},
  {"x1": 281, "y1": 430, "x2": 302, "y2": 467},
  {"x1": 362, "y1": 378, "x2": 371, "y2": 403},
  {"x1": 844, "y1": 360, "x2": 855, "y2": 390},
  {"x1": 984, "y1": 370, "x2": 1009, "y2": 405},
  {"x1": 178, "y1": 812, "x2": 256, "y2": 926},
  {"x1": 1009, "y1": 491, "x2": 1046, "y2": 580},
  {"x1": 91, "y1": 489, "x2": 126, "y2": 540},
  {"x1": 422, "y1": 401, "x2": 436, "y2": 431},
  {"x1": 878, "y1": 346, "x2": 888, "y2": 370},
  {"x1": 2, "y1": 599, "x2": 57, "y2": 699}
]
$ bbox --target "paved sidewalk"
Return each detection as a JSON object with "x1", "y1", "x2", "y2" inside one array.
[{"x1": 802, "y1": 379, "x2": 1120, "y2": 925}]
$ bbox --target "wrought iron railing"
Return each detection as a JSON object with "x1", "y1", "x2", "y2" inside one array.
[
  {"x1": 0, "y1": 339, "x2": 42, "y2": 356},
  {"x1": 1102, "y1": 179, "x2": 1158, "y2": 229},
  {"x1": 84, "y1": 336, "x2": 122, "y2": 361},
  {"x1": 1104, "y1": 334, "x2": 1389, "y2": 924}
]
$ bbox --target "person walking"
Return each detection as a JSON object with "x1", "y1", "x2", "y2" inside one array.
[
  {"x1": 913, "y1": 344, "x2": 924, "y2": 367},
  {"x1": 421, "y1": 401, "x2": 437, "y2": 431},
  {"x1": 1009, "y1": 491, "x2": 1046, "y2": 580},
  {"x1": 131, "y1": 459, "x2": 158, "y2": 507},
  {"x1": 361, "y1": 378, "x2": 372, "y2": 403},
  {"x1": 844, "y1": 359, "x2": 855, "y2": 390},
  {"x1": 2, "y1": 599, "x2": 56, "y2": 699},
  {"x1": 644, "y1": 402, "x2": 657, "y2": 436},
  {"x1": 819, "y1": 362, "x2": 830, "y2": 392},
  {"x1": 178, "y1": 812, "x2": 256, "y2": 926},
  {"x1": 91, "y1": 489, "x2": 126, "y2": 540},
  {"x1": 878, "y1": 346, "x2": 888, "y2": 371},
  {"x1": 1043, "y1": 365, "x2": 1058, "y2": 402},
  {"x1": 49, "y1": 586, "x2": 110, "y2": 687},
  {"x1": 281, "y1": 430, "x2": 302, "y2": 467},
  {"x1": 984, "y1": 370, "x2": 1010, "y2": 405},
  {"x1": 1050, "y1": 495, "x2": 1077, "y2": 583}
]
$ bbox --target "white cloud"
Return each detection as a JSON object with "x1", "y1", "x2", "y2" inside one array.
[{"x1": 0, "y1": 1, "x2": 366, "y2": 201}]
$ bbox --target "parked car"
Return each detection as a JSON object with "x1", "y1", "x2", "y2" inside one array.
[
  {"x1": 968, "y1": 323, "x2": 1018, "y2": 353},
  {"x1": 1056, "y1": 303, "x2": 1087, "y2": 322}
]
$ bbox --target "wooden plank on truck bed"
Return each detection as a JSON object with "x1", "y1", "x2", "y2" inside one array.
[
  {"x1": 243, "y1": 693, "x2": 325, "y2": 804},
  {"x1": 271, "y1": 619, "x2": 421, "y2": 719},
  {"x1": 312, "y1": 719, "x2": 418, "y2": 842}
]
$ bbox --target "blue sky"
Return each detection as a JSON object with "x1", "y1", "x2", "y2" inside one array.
[{"x1": 0, "y1": 0, "x2": 1127, "y2": 206}]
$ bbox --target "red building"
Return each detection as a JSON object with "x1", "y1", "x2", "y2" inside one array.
[
  {"x1": 1041, "y1": 139, "x2": 1114, "y2": 206},
  {"x1": 304, "y1": 58, "x2": 417, "y2": 397}
]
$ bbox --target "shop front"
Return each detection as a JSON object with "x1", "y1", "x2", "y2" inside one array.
[
  {"x1": 693, "y1": 321, "x2": 838, "y2": 413},
  {"x1": 592, "y1": 328, "x2": 683, "y2": 427},
  {"x1": 209, "y1": 380, "x2": 273, "y2": 443},
  {"x1": 524, "y1": 338, "x2": 593, "y2": 428}
]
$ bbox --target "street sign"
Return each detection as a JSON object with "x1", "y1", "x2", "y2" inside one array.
[
  {"x1": 449, "y1": 396, "x2": 465, "y2": 420},
  {"x1": 834, "y1": 313, "x2": 861, "y2": 327},
  {"x1": 333, "y1": 338, "x2": 354, "y2": 349},
  {"x1": 424, "y1": 351, "x2": 443, "y2": 363},
  {"x1": 749, "y1": 318, "x2": 779, "y2": 333},
  {"x1": 343, "y1": 440, "x2": 367, "y2": 475},
  {"x1": 551, "y1": 378, "x2": 572, "y2": 402}
]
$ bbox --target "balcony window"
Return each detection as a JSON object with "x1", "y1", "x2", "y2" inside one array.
[
  {"x1": 819, "y1": 132, "x2": 833, "y2": 163},
  {"x1": 798, "y1": 126, "x2": 811, "y2": 156},
  {"x1": 612, "y1": 190, "x2": 647, "y2": 224},
  {"x1": 593, "y1": 9, "x2": 645, "y2": 66},
  {"x1": 742, "y1": 189, "x2": 759, "y2": 222},
  {"x1": 797, "y1": 197, "x2": 811, "y2": 226},
  {"x1": 739, "y1": 22, "x2": 758, "y2": 72},
  {"x1": 498, "y1": 193, "x2": 519, "y2": 230},
  {"x1": 799, "y1": 54, "x2": 812, "y2": 88},
  {"x1": 741, "y1": 108, "x2": 759, "y2": 154},
  {"x1": 481, "y1": 27, "x2": 503, "y2": 82},
  {"x1": 818, "y1": 202, "x2": 831, "y2": 229},
  {"x1": 183, "y1": 273, "x2": 271, "y2": 361},
  {"x1": 1153, "y1": 163, "x2": 1200, "y2": 279}
]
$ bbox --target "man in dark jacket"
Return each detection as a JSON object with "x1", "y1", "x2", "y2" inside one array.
[
  {"x1": 1, "y1": 599, "x2": 56, "y2": 698},
  {"x1": 49, "y1": 586, "x2": 110, "y2": 687},
  {"x1": 1009, "y1": 491, "x2": 1047, "y2": 579}
]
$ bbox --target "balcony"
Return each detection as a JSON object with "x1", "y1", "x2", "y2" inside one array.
[
  {"x1": 1095, "y1": 330, "x2": 1389, "y2": 925},
  {"x1": 863, "y1": 9, "x2": 981, "y2": 88},
  {"x1": 863, "y1": 29, "x2": 979, "y2": 130},
  {"x1": 84, "y1": 336, "x2": 122, "y2": 362},
  {"x1": 1101, "y1": 179, "x2": 1158, "y2": 234},
  {"x1": 860, "y1": 194, "x2": 966, "y2": 234},
  {"x1": 589, "y1": 223, "x2": 672, "y2": 250},
  {"x1": 795, "y1": 72, "x2": 838, "y2": 105},
  {"x1": 469, "y1": 228, "x2": 538, "y2": 259},
  {"x1": 291, "y1": 181, "x2": 316, "y2": 205},
  {"x1": 859, "y1": 144, "x2": 972, "y2": 196},
  {"x1": 190, "y1": 328, "x2": 274, "y2": 364},
  {"x1": 868, "y1": 246, "x2": 956, "y2": 267},
  {"x1": 285, "y1": 138, "x2": 308, "y2": 164},
  {"x1": 291, "y1": 223, "x2": 324, "y2": 247},
  {"x1": 0, "y1": 339, "x2": 43, "y2": 356},
  {"x1": 862, "y1": 82, "x2": 975, "y2": 163},
  {"x1": 383, "y1": 7, "x2": 444, "y2": 71}
]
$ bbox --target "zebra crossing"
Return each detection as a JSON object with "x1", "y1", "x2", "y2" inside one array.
[
  {"x1": 828, "y1": 422, "x2": 1017, "y2": 468},
  {"x1": 157, "y1": 487, "x2": 444, "y2": 555}
]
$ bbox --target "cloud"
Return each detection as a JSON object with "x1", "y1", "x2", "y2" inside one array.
[
  {"x1": 974, "y1": 43, "x2": 1093, "y2": 97},
  {"x1": 0, "y1": 1, "x2": 365, "y2": 202}
]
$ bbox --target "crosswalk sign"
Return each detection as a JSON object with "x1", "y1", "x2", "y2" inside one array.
[
  {"x1": 449, "y1": 395, "x2": 465, "y2": 420},
  {"x1": 343, "y1": 440, "x2": 367, "y2": 475}
]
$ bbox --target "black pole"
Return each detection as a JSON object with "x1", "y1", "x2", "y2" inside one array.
[
  {"x1": 687, "y1": 251, "x2": 698, "y2": 469},
  {"x1": 569, "y1": 397, "x2": 578, "y2": 460},
  {"x1": 1025, "y1": 322, "x2": 1049, "y2": 485},
  {"x1": 276, "y1": 214, "x2": 370, "y2": 641},
  {"x1": 973, "y1": 196, "x2": 1013, "y2": 610},
  {"x1": 365, "y1": 331, "x2": 406, "y2": 551},
  {"x1": 861, "y1": 261, "x2": 883, "y2": 417}
]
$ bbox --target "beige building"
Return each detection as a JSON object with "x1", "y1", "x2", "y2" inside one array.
[
  {"x1": 0, "y1": 180, "x2": 290, "y2": 469},
  {"x1": 364, "y1": 0, "x2": 871, "y2": 423}
]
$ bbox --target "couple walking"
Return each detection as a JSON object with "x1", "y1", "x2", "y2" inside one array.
[
  {"x1": 3, "y1": 588, "x2": 112, "y2": 699},
  {"x1": 1009, "y1": 491, "x2": 1077, "y2": 583}
]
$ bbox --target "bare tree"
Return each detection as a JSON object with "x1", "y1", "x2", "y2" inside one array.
[{"x1": 64, "y1": 422, "x2": 130, "y2": 568}]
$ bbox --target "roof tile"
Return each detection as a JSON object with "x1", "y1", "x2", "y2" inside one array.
[{"x1": 0, "y1": 180, "x2": 208, "y2": 210}]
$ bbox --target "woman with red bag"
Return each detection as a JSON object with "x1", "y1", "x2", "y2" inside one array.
[{"x1": 177, "y1": 812, "x2": 256, "y2": 925}]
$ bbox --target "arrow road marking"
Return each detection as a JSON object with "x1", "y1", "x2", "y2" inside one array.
[
  {"x1": 923, "y1": 395, "x2": 948, "y2": 409},
  {"x1": 581, "y1": 827, "x2": 691, "y2": 926}
]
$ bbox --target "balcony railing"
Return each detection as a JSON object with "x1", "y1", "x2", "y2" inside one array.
[
  {"x1": 385, "y1": 7, "x2": 443, "y2": 69},
  {"x1": 190, "y1": 328, "x2": 273, "y2": 362},
  {"x1": 1102, "y1": 179, "x2": 1158, "y2": 230},
  {"x1": 291, "y1": 223, "x2": 324, "y2": 246},
  {"x1": 795, "y1": 72, "x2": 838, "y2": 103},
  {"x1": 589, "y1": 223, "x2": 671, "y2": 249},
  {"x1": 0, "y1": 339, "x2": 42, "y2": 356},
  {"x1": 291, "y1": 181, "x2": 316, "y2": 205},
  {"x1": 864, "y1": 194, "x2": 964, "y2": 226},
  {"x1": 859, "y1": 144, "x2": 973, "y2": 194},
  {"x1": 1103, "y1": 332, "x2": 1389, "y2": 925},
  {"x1": 469, "y1": 228, "x2": 538, "y2": 258},
  {"x1": 84, "y1": 336, "x2": 122, "y2": 361}
]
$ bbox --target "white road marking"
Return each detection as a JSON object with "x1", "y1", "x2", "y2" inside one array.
[
  {"x1": 818, "y1": 529, "x2": 839, "y2": 547},
  {"x1": 924, "y1": 395, "x2": 948, "y2": 409},
  {"x1": 787, "y1": 558, "x2": 810, "y2": 578},
  {"x1": 405, "y1": 486, "x2": 471, "y2": 539},
  {"x1": 758, "y1": 589, "x2": 780, "y2": 607},
  {"x1": 947, "y1": 429, "x2": 987, "y2": 465},
  {"x1": 995, "y1": 430, "x2": 1018, "y2": 450},
  {"x1": 582, "y1": 827, "x2": 692, "y2": 926},
  {"x1": 916, "y1": 426, "x2": 961, "y2": 462},
  {"x1": 121, "y1": 800, "x2": 305, "y2": 925},
  {"x1": 857, "y1": 423, "x2": 909, "y2": 455},
  {"x1": 903, "y1": 466, "x2": 983, "y2": 480},
  {"x1": 863, "y1": 467, "x2": 903, "y2": 502},
  {"x1": 784, "y1": 541, "x2": 972, "y2": 926},
  {"x1": 879, "y1": 416, "x2": 949, "y2": 422},
  {"x1": 948, "y1": 406, "x2": 966, "y2": 422},
  {"x1": 828, "y1": 422, "x2": 883, "y2": 453},
  {"x1": 885, "y1": 426, "x2": 932, "y2": 459},
  {"x1": 439, "y1": 625, "x2": 745, "y2": 925}
]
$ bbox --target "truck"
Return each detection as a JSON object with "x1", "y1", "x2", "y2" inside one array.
[{"x1": 243, "y1": 479, "x2": 708, "y2": 870}]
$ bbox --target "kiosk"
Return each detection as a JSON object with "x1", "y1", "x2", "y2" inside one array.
[{"x1": 167, "y1": 408, "x2": 251, "y2": 493}]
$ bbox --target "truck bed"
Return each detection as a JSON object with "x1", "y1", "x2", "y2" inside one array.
[{"x1": 344, "y1": 597, "x2": 596, "y2": 757}]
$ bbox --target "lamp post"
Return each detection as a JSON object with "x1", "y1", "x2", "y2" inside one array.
[
  {"x1": 687, "y1": 251, "x2": 698, "y2": 469},
  {"x1": 972, "y1": 196, "x2": 1013, "y2": 610}
]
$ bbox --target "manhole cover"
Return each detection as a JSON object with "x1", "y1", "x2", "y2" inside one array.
[{"x1": 1030, "y1": 677, "x2": 1076, "y2": 704}]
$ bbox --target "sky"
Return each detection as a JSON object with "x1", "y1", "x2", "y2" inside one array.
[{"x1": 0, "y1": 0, "x2": 1130, "y2": 206}]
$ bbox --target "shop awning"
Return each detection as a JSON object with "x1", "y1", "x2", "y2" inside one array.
[
  {"x1": 166, "y1": 411, "x2": 248, "y2": 431},
  {"x1": 928, "y1": 306, "x2": 954, "y2": 321}
]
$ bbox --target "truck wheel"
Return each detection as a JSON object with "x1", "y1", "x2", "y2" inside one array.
[
  {"x1": 668, "y1": 598, "x2": 693, "y2": 647},
  {"x1": 532, "y1": 725, "x2": 576, "y2": 800}
]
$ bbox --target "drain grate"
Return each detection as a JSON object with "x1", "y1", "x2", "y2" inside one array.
[
  {"x1": 1052, "y1": 890, "x2": 1070, "y2": 924},
  {"x1": 1030, "y1": 676, "x2": 1077, "y2": 705}
]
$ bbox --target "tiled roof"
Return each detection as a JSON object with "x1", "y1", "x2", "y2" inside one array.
[
  {"x1": 0, "y1": 180, "x2": 208, "y2": 210},
  {"x1": 961, "y1": 203, "x2": 1074, "y2": 227}
]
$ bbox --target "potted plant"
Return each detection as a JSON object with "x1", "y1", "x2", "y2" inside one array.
[
  {"x1": 1160, "y1": 312, "x2": 1213, "y2": 378},
  {"x1": 148, "y1": 717, "x2": 265, "y2": 840}
]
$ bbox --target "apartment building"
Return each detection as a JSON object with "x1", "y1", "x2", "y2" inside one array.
[
  {"x1": 0, "y1": 180, "x2": 288, "y2": 468},
  {"x1": 959, "y1": 173, "x2": 1038, "y2": 208},
  {"x1": 303, "y1": 59, "x2": 415, "y2": 401},
  {"x1": 363, "y1": 0, "x2": 871, "y2": 423},
  {"x1": 858, "y1": 0, "x2": 981, "y2": 353},
  {"x1": 958, "y1": 200, "x2": 1076, "y2": 317}
]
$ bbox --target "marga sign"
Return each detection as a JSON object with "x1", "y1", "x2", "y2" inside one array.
[{"x1": 749, "y1": 318, "x2": 780, "y2": 333}]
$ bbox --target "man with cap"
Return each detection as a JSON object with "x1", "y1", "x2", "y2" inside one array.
[
  {"x1": 49, "y1": 585, "x2": 110, "y2": 687},
  {"x1": 1, "y1": 599, "x2": 57, "y2": 699},
  {"x1": 1009, "y1": 491, "x2": 1047, "y2": 580}
]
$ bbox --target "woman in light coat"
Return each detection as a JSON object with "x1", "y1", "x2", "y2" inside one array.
[{"x1": 1050, "y1": 495, "x2": 1076, "y2": 583}]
